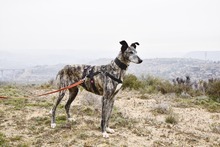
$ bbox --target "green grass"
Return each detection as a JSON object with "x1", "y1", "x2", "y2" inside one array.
[
  {"x1": 82, "y1": 107, "x2": 95, "y2": 116},
  {"x1": 194, "y1": 98, "x2": 220, "y2": 113},
  {"x1": 0, "y1": 85, "x2": 26, "y2": 98},
  {"x1": 77, "y1": 132, "x2": 89, "y2": 140},
  {"x1": 175, "y1": 97, "x2": 220, "y2": 113},
  {"x1": 0, "y1": 132, "x2": 9, "y2": 147},
  {"x1": 0, "y1": 97, "x2": 28, "y2": 110},
  {"x1": 56, "y1": 115, "x2": 67, "y2": 124},
  {"x1": 31, "y1": 116, "x2": 51, "y2": 126},
  {"x1": 27, "y1": 101, "x2": 53, "y2": 108}
]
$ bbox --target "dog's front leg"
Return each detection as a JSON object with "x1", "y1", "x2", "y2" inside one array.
[
  {"x1": 101, "y1": 95, "x2": 115, "y2": 138},
  {"x1": 106, "y1": 99, "x2": 115, "y2": 134}
]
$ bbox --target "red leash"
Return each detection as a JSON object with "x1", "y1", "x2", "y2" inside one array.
[{"x1": 0, "y1": 79, "x2": 85, "y2": 99}]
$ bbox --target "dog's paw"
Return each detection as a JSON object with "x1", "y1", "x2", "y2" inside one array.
[
  {"x1": 51, "y1": 123, "x2": 56, "y2": 128},
  {"x1": 68, "y1": 118, "x2": 75, "y2": 122},
  {"x1": 106, "y1": 127, "x2": 115, "y2": 134},
  {"x1": 102, "y1": 132, "x2": 109, "y2": 138}
]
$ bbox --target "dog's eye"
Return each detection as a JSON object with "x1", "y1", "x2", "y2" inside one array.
[{"x1": 129, "y1": 51, "x2": 133, "y2": 54}]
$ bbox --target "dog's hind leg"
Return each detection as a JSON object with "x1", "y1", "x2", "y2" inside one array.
[
  {"x1": 65, "y1": 87, "x2": 79, "y2": 121},
  {"x1": 51, "y1": 90, "x2": 66, "y2": 128}
]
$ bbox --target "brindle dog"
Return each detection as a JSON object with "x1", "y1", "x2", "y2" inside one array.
[{"x1": 51, "y1": 40, "x2": 142, "y2": 138}]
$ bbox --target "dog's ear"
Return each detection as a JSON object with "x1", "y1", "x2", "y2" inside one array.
[
  {"x1": 120, "y1": 40, "x2": 128, "y2": 53},
  {"x1": 130, "y1": 42, "x2": 139, "y2": 49}
]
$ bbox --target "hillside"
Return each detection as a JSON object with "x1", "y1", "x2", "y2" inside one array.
[
  {"x1": 1, "y1": 58, "x2": 219, "y2": 83},
  {"x1": 184, "y1": 51, "x2": 220, "y2": 61},
  {"x1": 0, "y1": 85, "x2": 220, "y2": 146},
  {"x1": 129, "y1": 58, "x2": 220, "y2": 80}
]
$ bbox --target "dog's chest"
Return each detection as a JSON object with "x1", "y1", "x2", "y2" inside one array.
[{"x1": 115, "y1": 83, "x2": 122, "y2": 93}]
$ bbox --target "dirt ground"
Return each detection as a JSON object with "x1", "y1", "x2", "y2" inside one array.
[{"x1": 0, "y1": 86, "x2": 220, "y2": 147}]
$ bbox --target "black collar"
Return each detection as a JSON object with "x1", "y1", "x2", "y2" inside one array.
[{"x1": 114, "y1": 58, "x2": 128, "y2": 70}]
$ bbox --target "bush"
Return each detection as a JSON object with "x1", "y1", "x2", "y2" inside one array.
[
  {"x1": 122, "y1": 74, "x2": 144, "y2": 90},
  {"x1": 122, "y1": 74, "x2": 220, "y2": 102},
  {"x1": 123, "y1": 74, "x2": 184, "y2": 94},
  {"x1": 206, "y1": 80, "x2": 220, "y2": 102},
  {"x1": 140, "y1": 75, "x2": 177, "y2": 94}
]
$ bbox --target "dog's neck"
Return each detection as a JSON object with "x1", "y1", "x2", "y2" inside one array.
[
  {"x1": 113, "y1": 52, "x2": 130, "y2": 70},
  {"x1": 114, "y1": 58, "x2": 127, "y2": 70}
]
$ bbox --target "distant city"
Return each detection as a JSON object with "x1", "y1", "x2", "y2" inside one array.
[{"x1": 0, "y1": 51, "x2": 220, "y2": 83}]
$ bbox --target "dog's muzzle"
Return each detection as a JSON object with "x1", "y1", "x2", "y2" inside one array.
[{"x1": 137, "y1": 57, "x2": 143, "y2": 64}]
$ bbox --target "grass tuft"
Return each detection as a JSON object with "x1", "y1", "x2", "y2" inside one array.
[{"x1": 165, "y1": 113, "x2": 178, "y2": 124}]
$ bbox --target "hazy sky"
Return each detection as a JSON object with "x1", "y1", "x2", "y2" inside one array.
[{"x1": 0, "y1": 0, "x2": 220, "y2": 62}]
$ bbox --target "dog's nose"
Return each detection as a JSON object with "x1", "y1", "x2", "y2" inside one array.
[{"x1": 138, "y1": 59, "x2": 143, "y2": 64}]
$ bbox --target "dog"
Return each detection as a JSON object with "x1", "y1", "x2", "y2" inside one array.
[{"x1": 50, "y1": 40, "x2": 142, "y2": 138}]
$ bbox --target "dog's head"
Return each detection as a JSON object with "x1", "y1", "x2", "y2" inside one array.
[{"x1": 120, "y1": 40, "x2": 143, "y2": 64}]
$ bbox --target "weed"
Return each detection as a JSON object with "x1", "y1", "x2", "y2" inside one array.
[
  {"x1": 138, "y1": 93, "x2": 150, "y2": 99},
  {"x1": 31, "y1": 116, "x2": 50, "y2": 126},
  {"x1": 77, "y1": 132, "x2": 89, "y2": 140},
  {"x1": 82, "y1": 107, "x2": 95, "y2": 116},
  {"x1": 56, "y1": 115, "x2": 67, "y2": 124},
  {"x1": 132, "y1": 127, "x2": 151, "y2": 137},
  {"x1": 9, "y1": 135, "x2": 22, "y2": 142},
  {"x1": 111, "y1": 107, "x2": 137, "y2": 129},
  {"x1": 152, "y1": 103, "x2": 171, "y2": 115},
  {"x1": 194, "y1": 98, "x2": 220, "y2": 113},
  {"x1": 165, "y1": 113, "x2": 178, "y2": 124},
  {"x1": 174, "y1": 98, "x2": 194, "y2": 108}
]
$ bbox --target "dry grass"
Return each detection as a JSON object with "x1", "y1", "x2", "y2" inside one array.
[{"x1": 0, "y1": 84, "x2": 220, "y2": 146}]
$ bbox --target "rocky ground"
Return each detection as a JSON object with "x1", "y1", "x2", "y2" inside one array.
[{"x1": 0, "y1": 85, "x2": 220, "y2": 147}]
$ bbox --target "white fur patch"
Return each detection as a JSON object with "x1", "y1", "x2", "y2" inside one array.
[
  {"x1": 102, "y1": 132, "x2": 109, "y2": 138},
  {"x1": 51, "y1": 123, "x2": 56, "y2": 128},
  {"x1": 115, "y1": 83, "x2": 122, "y2": 93},
  {"x1": 106, "y1": 127, "x2": 115, "y2": 133},
  {"x1": 49, "y1": 109, "x2": 53, "y2": 114}
]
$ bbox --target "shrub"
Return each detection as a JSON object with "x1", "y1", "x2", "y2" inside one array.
[
  {"x1": 122, "y1": 74, "x2": 220, "y2": 102},
  {"x1": 206, "y1": 80, "x2": 220, "y2": 102},
  {"x1": 165, "y1": 113, "x2": 178, "y2": 124},
  {"x1": 157, "y1": 80, "x2": 176, "y2": 94},
  {"x1": 122, "y1": 74, "x2": 144, "y2": 90},
  {"x1": 140, "y1": 75, "x2": 178, "y2": 94},
  {"x1": 152, "y1": 103, "x2": 171, "y2": 115}
]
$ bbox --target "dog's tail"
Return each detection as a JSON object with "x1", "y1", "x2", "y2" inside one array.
[{"x1": 55, "y1": 67, "x2": 67, "y2": 91}]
